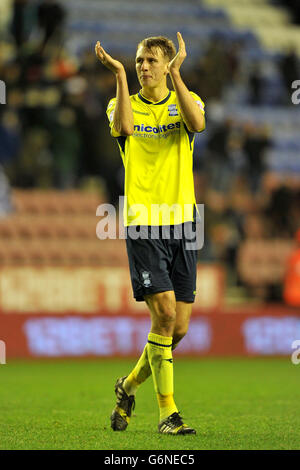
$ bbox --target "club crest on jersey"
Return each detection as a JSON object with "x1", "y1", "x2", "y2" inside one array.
[{"x1": 168, "y1": 104, "x2": 178, "y2": 116}]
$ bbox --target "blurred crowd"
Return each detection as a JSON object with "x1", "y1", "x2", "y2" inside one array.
[
  {"x1": 1, "y1": 0, "x2": 300, "y2": 302},
  {"x1": 194, "y1": 116, "x2": 300, "y2": 300}
]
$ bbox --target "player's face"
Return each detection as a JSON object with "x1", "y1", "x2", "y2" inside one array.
[{"x1": 135, "y1": 46, "x2": 169, "y2": 88}]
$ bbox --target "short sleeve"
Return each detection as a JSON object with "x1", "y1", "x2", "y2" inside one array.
[
  {"x1": 106, "y1": 98, "x2": 122, "y2": 137},
  {"x1": 189, "y1": 91, "x2": 205, "y2": 116}
]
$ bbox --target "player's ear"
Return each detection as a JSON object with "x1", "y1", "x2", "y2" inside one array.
[{"x1": 165, "y1": 60, "x2": 170, "y2": 75}]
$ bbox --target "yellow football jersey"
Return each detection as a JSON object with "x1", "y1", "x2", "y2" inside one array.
[{"x1": 106, "y1": 89, "x2": 205, "y2": 226}]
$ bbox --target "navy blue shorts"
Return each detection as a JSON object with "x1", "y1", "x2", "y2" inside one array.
[{"x1": 125, "y1": 221, "x2": 198, "y2": 302}]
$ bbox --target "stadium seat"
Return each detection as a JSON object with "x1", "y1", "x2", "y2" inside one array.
[
  {"x1": 5, "y1": 241, "x2": 29, "y2": 266},
  {"x1": 0, "y1": 244, "x2": 8, "y2": 265},
  {"x1": 0, "y1": 218, "x2": 18, "y2": 239}
]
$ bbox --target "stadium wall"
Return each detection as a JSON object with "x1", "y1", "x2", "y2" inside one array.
[
  {"x1": 0, "y1": 265, "x2": 299, "y2": 358},
  {"x1": 1, "y1": 307, "x2": 300, "y2": 359}
]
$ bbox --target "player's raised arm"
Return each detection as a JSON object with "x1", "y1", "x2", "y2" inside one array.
[
  {"x1": 168, "y1": 32, "x2": 205, "y2": 133},
  {"x1": 95, "y1": 41, "x2": 134, "y2": 136}
]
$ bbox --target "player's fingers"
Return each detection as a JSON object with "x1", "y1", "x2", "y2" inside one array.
[
  {"x1": 177, "y1": 32, "x2": 184, "y2": 43},
  {"x1": 99, "y1": 44, "x2": 108, "y2": 58},
  {"x1": 95, "y1": 42, "x2": 101, "y2": 56},
  {"x1": 177, "y1": 32, "x2": 186, "y2": 52},
  {"x1": 95, "y1": 41, "x2": 105, "y2": 53},
  {"x1": 96, "y1": 49, "x2": 103, "y2": 61},
  {"x1": 95, "y1": 43, "x2": 106, "y2": 61}
]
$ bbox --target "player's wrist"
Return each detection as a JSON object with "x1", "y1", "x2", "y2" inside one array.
[
  {"x1": 168, "y1": 68, "x2": 181, "y2": 79},
  {"x1": 114, "y1": 66, "x2": 126, "y2": 77}
]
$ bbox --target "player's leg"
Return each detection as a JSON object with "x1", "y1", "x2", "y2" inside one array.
[
  {"x1": 146, "y1": 290, "x2": 176, "y2": 336},
  {"x1": 172, "y1": 301, "x2": 193, "y2": 350},
  {"x1": 111, "y1": 289, "x2": 176, "y2": 431},
  {"x1": 144, "y1": 290, "x2": 178, "y2": 422},
  {"x1": 113, "y1": 294, "x2": 195, "y2": 433},
  {"x1": 111, "y1": 224, "x2": 196, "y2": 433},
  {"x1": 145, "y1": 291, "x2": 195, "y2": 434},
  {"x1": 154, "y1": 221, "x2": 197, "y2": 434},
  {"x1": 123, "y1": 293, "x2": 170, "y2": 396},
  {"x1": 111, "y1": 229, "x2": 174, "y2": 431},
  {"x1": 126, "y1": 292, "x2": 176, "y2": 399},
  {"x1": 124, "y1": 299, "x2": 192, "y2": 392},
  {"x1": 123, "y1": 298, "x2": 191, "y2": 396}
]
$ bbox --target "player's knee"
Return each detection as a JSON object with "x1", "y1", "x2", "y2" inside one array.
[
  {"x1": 154, "y1": 294, "x2": 176, "y2": 327},
  {"x1": 156, "y1": 305, "x2": 176, "y2": 328}
]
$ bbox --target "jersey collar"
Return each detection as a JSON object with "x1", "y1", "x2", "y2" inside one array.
[{"x1": 138, "y1": 90, "x2": 171, "y2": 105}]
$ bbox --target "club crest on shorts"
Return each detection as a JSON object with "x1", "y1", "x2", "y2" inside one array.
[
  {"x1": 140, "y1": 270, "x2": 152, "y2": 287},
  {"x1": 168, "y1": 104, "x2": 178, "y2": 116}
]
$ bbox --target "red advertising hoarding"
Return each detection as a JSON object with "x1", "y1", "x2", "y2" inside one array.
[
  {"x1": 1, "y1": 307, "x2": 300, "y2": 358},
  {"x1": 0, "y1": 266, "x2": 299, "y2": 358}
]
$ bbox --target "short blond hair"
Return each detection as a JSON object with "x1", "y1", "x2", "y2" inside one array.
[{"x1": 137, "y1": 36, "x2": 176, "y2": 61}]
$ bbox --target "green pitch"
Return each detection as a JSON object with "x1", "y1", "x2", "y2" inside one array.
[{"x1": 0, "y1": 358, "x2": 299, "y2": 450}]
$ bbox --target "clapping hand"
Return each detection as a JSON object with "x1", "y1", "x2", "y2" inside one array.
[{"x1": 95, "y1": 41, "x2": 124, "y2": 75}]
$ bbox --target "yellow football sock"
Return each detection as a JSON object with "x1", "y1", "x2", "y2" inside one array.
[
  {"x1": 123, "y1": 345, "x2": 151, "y2": 396},
  {"x1": 147, "y1": 332, "x2": 178, "y2": 421},
  {"x1": 124, "y1": 337, "x2": 182, "y2": 397}
]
